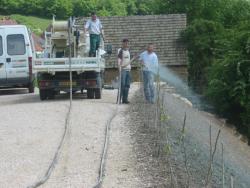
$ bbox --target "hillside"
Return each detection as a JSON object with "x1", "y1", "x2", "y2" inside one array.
[{"x1": 0, "y1": 14, "x2": 51, "y2": 35}]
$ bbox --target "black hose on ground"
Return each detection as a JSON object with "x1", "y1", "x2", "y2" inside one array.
[
  {"x1": 27, "y1": 103, "x2": 72, "y2": 188},
  {"x1": 93, "y1": 106, "x2": 118, "y2": 188}
]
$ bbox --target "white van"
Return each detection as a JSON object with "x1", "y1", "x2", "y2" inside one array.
[{"x1": 0, "y1": 25, "x2": 34, "y2": 93}]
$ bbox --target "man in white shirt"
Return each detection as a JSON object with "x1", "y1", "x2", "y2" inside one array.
[
  {"x1": 84, "y1": 12, "x2": 103, "y2": 57},
  {"x1": 139, "y1": 44, "x2": 159, "y2": 103},
  {"x1": 117, "y1": 38, "x2": 137, "y2": 104}
]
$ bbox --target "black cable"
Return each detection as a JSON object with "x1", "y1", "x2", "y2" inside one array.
[{"x1": 27, "y1": 104, "x2": 72, "y2": 188}]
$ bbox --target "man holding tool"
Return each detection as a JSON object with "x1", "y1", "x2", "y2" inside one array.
[
  {"x1": 117, "y1": 39, "x2": 138, "y2": 104},
  {"x1": 139, "y1": 43, "x2": 159, "y2": 104}
]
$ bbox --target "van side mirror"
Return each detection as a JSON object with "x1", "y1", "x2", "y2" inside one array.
[{"x1": 106, "y1": 44, "x2": 112, "y2": 55}]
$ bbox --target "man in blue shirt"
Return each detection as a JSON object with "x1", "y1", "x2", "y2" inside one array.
[{"x1": 139, "y1": 44, "x2": 159, "y2": 103}]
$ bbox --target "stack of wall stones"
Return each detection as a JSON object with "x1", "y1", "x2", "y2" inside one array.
[{"x1": 77, "y1": 14, "x2": 187, "y2": 68}]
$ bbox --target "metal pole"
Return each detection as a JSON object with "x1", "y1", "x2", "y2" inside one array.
[
  {"x1": 222, "y1": 143, "x2": 225, "y2": 188},
  {"x1": 117, "y1": 67, "x2": 122, "y2": 104},
  {"x1": 68, "y1": 17, "x2": 72, "y2": 105}
]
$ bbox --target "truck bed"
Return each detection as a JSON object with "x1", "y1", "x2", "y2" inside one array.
[{"x1": 34, "y1": 57, "x2": 105, "y2": 72}]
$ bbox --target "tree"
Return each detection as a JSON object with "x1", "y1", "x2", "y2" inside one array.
[
  {"x1": 41, "y1": 0, "x2": 73, "y2": 19},
  {"x1": 73, "y1": 0, "x2": 99, "y2": 17},
  {"x1": 0, "y1": 0, "x2": 23, "y2": 14},
  {"x1": 181, "y1": 19, "x2": 223, "y2": 93},
  {"x1": 20, "y1": 0, "x2": 44, "y2": 16}
]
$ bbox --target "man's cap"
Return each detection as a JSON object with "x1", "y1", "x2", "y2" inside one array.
[
  {"x1": 91, "y1": 12, "x2": 96, "y2": 16},
  {"x1": 122, "y1": 38, "x2": 129, "y2": 42}
]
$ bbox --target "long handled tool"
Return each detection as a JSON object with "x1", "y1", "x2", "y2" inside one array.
[
  {"x1": 116, "y1": 50, "x2": 141, "y2": 104},
  {"x1": 116, "y1": 66, "x2": 122, "y2": 104}
]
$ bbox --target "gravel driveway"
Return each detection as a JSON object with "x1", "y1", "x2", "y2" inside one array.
[
  {"x1": 1, "y1": 84, "x2": 250, "y2": 188},
  {"x1": 0, "y1": 88, "x2": 141, "y2": 188}
]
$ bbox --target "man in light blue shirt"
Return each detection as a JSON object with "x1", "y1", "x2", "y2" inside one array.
[
  {"x1": 85, "y1": 12, "x2": 103, "y2": 57},
  {"x1": 139, "y1": 44, "x2": 159, "y2": 103}
]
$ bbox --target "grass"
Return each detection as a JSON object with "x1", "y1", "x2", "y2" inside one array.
[{"x1": 0, "y1": 14, "x2": 51, "y2": 36}]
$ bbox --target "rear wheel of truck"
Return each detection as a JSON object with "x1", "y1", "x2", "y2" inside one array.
[
  {"x1": 40, "y1": 89, "x2": 47, "y2": 100},
  {"x1": 94, "y1": 88, "x2": 102, "y2": 99},
  {"x1": 87, "y1": 89, "x2": 94, "y2": 99}
]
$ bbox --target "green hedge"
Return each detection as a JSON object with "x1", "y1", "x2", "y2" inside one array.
[
  {"x1": 182, "y1": 18, "x2": 250, "y2": 142},
  {"x1": 206, "y1": 22, "x2": 250, "y2": 139}
]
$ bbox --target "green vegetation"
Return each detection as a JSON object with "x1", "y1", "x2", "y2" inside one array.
[
  {"x1": 10, "y1": 14, "x2": 51, "y2": 35},
  {"x1": 179, "y1": 0, "x2": 250, "y2": 141},
  {"x1": 0, "y1": 14, "x2": 51, "y2": 35},
  {"x1": 0, "y1": 0, "x2": 249, "y2": 140},
  {"x1": 0, "y1": 0, "x2": 140, "y2": 18}
]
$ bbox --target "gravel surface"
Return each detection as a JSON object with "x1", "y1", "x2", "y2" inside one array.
[
  {"x1": 117, "y1": 84, "x2": 250, "y2": 188},
  {"x1": 0, "y1": 86, "x2": 150, "y2": 188},
  {"x1": 160, "y1": 85, "x2": 250, "y2": 187},
  {"x1": 0, "y1": 89, "x2": 68, "y2": 187},
  {"x1": 102, "y1": 85, "x2": 144, "y2": 188},
  {"x1": 0, "y1": 84, "x2": 250, "y2": 188},
  {"x1": 0, "y1": 88, "x2": 124, "y2": 187}
]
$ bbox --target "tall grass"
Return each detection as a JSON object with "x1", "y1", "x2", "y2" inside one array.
[{"x1": 1, "y1": 14, "x2": 51, "y2": 35}]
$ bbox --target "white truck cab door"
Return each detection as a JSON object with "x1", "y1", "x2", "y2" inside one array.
[
  {"x1": 0, "y1": 29, "x2": 7, "y2": 83},
  {"x1": 5, "y1": 28, "x2": 29, "y2": 81}
]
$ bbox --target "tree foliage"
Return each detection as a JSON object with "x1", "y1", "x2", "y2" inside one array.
[
  {"x1": 181, "y1": 19, "x2": 223, "y2": 93},
  {"x1": 180, "y1": 0, "x2": 250, "y2": 141},
  {"x1": 0, "y1": 0, "x2": 139, "y2": 18}
]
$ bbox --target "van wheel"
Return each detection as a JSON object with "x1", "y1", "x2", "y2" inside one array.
[
  {"x1": 28, "y1": 84, "x2": 34, "y2": 93},
  {"x1": 39, "y1": 89, "x2": 47, "y2": 100},
  {"x1": 94, "y1": 88, "x2": 102, "y2": 99},
  {"x1": 87, "y1": 89, "x2": 94, "y2": 99}
]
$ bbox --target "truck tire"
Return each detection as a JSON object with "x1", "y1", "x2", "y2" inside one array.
[
  {"x1": 28, "y1": 83, "x2": 34, "y2": 93},
  {"x1": 87, "y1": 89, "x2": 94, "y2": 99},
  {"x1": 94, "y1": 88, "x2": 102, "y2": 99},
  {"x1": 40, "y1": 89, "x2": 47, "y2": 100}
]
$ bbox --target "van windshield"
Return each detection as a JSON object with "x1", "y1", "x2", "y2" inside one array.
[
  {"x1": 0, "y1": 36, "x2": 2, "y2": 56},
  {"x1": 7, "y1": 34, "x2": 26, "y2": 55}
]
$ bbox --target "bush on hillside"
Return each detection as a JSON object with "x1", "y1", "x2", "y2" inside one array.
[
  {"x1": 181, "y1": 19, "x2": 223, "y2": 93},
  {"x1": 206, "y1": 22, "x2": 250, "y2": 140}
]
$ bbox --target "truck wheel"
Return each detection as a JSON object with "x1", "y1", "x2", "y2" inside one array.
[
  {"x1": 28, "y1": 83, "x2": 34, "y2": 93},
  {"x1": 94, "y1": 88, "x2": 102, "y2": 99},
  {"x1": 39, "y1": 89, "x2": 47, "y2": 100},
  {"x1": 87, "y1": 89, "x2": 94, "y2": 99}
]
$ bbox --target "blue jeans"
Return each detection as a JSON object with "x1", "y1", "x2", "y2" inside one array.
[
  {"x1": 143, "y1": 71, "x2": 155, "y2": 103},
  {"x1": 120, "y1": 70, "x2": 131, "y2": 102}
]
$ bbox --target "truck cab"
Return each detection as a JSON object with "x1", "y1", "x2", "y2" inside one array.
[{"x1": 0, "y1": 25, "x2": 34, "y2": 93}]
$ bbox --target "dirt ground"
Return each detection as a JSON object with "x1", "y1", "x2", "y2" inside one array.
[
  {"x1": 0, "y1": 86, "x2": 149, "y2": 188},
  {"x1": 0, "y1": 84, "x2": 250, "y2": 188}
]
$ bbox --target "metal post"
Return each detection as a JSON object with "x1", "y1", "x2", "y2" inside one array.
[
  {"x1": 230, "y1": 175, "x2": 234, "y2": 188},
  {"x1": 117, "y1": 67, "x2": 122, "y2": 104},
  {"x1": 222, "y1": 143, "x2": 225, "y2": 188},
  {"x1": 68, "y1": 17, "x2": 73, "y2": 105}
]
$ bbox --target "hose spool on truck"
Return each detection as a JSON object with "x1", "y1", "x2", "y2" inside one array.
[{"x1": 34, "y1": 18, "x2": 109, "y2": 100}]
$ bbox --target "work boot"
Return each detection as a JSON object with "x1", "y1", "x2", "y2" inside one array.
[{"x1": 122, "y1": 100, "x2": 130, "y2": 104}]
